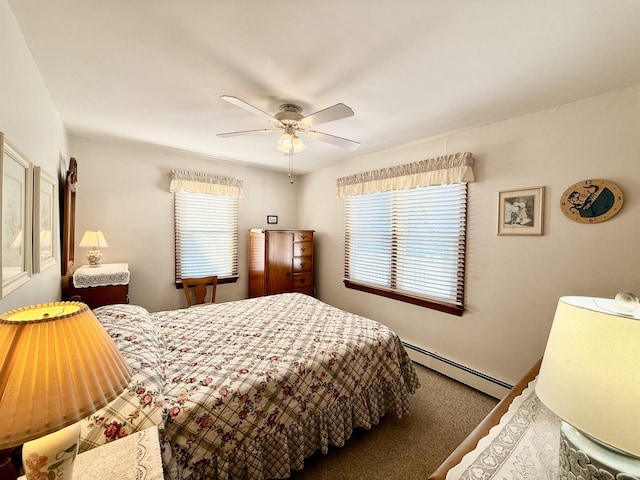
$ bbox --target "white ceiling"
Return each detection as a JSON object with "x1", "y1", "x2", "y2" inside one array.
[{"x1": 8, "y1": 1, "x2": 640, "y2": 174}]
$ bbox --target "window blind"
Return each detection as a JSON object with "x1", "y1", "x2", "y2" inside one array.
[
  {"x1": 174, "y1": 191, "x2": 238, "y2": 280},
  {"x1": 345, "y1": 183, "x2": 467, "y2": 310}
]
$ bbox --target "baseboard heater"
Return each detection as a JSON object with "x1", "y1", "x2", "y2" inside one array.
[{"x1": 403, "y1": 342, "x2": 513, "y2": 397}]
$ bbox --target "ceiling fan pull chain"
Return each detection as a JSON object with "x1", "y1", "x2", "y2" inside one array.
[{"x1": 288, "y1": 153, "x2": 294, "y2": 184}]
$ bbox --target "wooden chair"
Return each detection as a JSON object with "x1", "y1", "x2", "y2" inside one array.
[{"x1": 181, "y1": 276, "x2": 217, "y2": 306}]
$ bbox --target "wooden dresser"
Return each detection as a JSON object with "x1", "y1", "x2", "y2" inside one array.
[
  {"x1": 61, "y1": 263, "x2": 130, "y2": 309},
  {"x1": 248, "y1": 229, "x2": 314, "y2": 297}
]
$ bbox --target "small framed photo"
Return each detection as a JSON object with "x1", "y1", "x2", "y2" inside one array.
[
  {"x1": 267, "y1": 215, "x2": 278, "y2": 225},
  {"x1": 498, "y1": 187, "x2": 545, "y2": 236}
]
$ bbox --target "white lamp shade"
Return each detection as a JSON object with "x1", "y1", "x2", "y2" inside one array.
[
  {"x1": 536, "y1": 296, "x2": 640, "y2": 457},
  {"x1": 79, "y1": 230, "x2": 108, "y2": 248}
]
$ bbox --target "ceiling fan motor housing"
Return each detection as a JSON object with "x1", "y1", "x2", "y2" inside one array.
[{"x1": 275, "y1": 104, "x2": 304, "y2": 123}]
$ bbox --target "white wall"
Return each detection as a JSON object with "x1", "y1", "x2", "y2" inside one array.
[
  {"x1": 299, "y1": 87, "x2": 640, "y2": 389},
  {"x1": 5, "y1": 0, "x2": 637, "y2": 391},
  {"x1": 69, "y1": 135, "x2": 299, "y2": 312},
  {"x1": 0, "y1": 0, "x2": 68, "y2": 313}
]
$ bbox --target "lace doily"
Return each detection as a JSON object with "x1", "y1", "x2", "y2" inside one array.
[
  {"x1": 73, "y1": 263, "x2": 130, "y2": 288},
  {"x1": 74, "y1": 427, "x2": 162, "y2": 480}
]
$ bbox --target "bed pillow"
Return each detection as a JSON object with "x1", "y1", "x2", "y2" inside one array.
[{"x1": 79, "y1": 304, "x2": 165, "y2": 452}]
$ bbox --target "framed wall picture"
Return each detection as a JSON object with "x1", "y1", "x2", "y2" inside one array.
[
  {"x1": 267, "y1": 215, "x2": 278, "y2": 225},
  {"x1": 1, "y1": 133, "x2": 34, "y2": 297},
  {"x1": 34, "y1": 166, "x2": 57, "y2": 273},
  {"x1": 497, "y1": 186, "x2": 545, "y2": 236}
]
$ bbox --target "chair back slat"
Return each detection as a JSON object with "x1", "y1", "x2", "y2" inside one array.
[{"x1": 182, "y1": 276, "x2": 217, "y2": 306}]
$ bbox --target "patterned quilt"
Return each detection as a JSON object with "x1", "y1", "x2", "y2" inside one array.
[{"x1": 81, "y1": 293, "x2": 420, "y2": 480}]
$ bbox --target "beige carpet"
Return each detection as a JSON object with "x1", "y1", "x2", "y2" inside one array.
[{"x1": 288, "y1": 363, "x2": 498, "y2": 480}]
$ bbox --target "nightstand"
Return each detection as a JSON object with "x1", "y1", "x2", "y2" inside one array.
[
  {"x1": 62, "y1": 263, "x2": 130, "y2": 309},
  {"x1": 19, "y1": 427, "x2": 163, "y2": 480}
]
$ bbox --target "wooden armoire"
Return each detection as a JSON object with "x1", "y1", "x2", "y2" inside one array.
[{"x1": 248, "y1": 229, "x2": 314, "y2": 297}]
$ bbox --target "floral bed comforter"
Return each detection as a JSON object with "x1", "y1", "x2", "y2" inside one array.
[{"x1": 82, "y1": 293, "x2": 420, "y2": 480}]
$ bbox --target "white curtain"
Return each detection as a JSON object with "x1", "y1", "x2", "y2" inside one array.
[
  {"x1": 335, "y1": 152, "x2": 474, "y2": 198},
  {"x1": 169, "y1": 170, "x2": 244, "y2": 199}
]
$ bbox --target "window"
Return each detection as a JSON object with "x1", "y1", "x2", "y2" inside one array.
[
  {"x1": 174, "y1": 191, "x2": 239, "y2": 281},
  {"x1": 170, "y1": 170, "x2": 243, "y2": 284},
  {"x1": 344, "y1": 183, "x2": 468, "y2": 315}
]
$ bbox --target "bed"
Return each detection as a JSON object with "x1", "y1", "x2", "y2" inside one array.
[
  {"x1": 428, "y1": 359, "x2": 561, "y2": 480},
  {"x1": 78, "y1": 292, "x2": 420, "y2": 480}
]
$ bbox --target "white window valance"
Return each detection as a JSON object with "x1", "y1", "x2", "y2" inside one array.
[
  {"x1": 335, "y1": 152, "x2": 475, "y2": 198},
  {"x1": 169, "y1": 170, "x2": 244, "y2": 199}
]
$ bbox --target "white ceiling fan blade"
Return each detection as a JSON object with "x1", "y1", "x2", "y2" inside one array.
[
  {"x1": 304, "y1": 130, "x2": 360, "y2": 150},
  {"x1": 220, "y1": 95, "x2": 276, "y2": 121},
  {"x1": 217, "y1": 128, "x2": 280, "y2": 138},
  {"x1": 301, "y1": 103, "x2": 354, "y2": 127}
]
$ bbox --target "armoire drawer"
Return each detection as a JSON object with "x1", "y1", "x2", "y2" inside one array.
[
  {"x1": 294, "y1": 231, "x2": 313, "y2": 242},
  {"x1": 294, "y1": 286, "x2": 315, "y2": 296},
  {"x1": 292, "y1": 272, "x2": 313, "y2": 289},
  {"x1": 292, "y1": 257, "x2": 312, "y2": 272},
  {"x1": 293, "y1": 241, "x2": 313, "y2": 257}
]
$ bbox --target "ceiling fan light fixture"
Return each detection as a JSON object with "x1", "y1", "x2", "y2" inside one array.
[
  {"x1": 292, "y1": 135, "x2": 306, "y2": 153},
  {"x1": 276, "y1": 133, "x2": 293, "y2": 152},
  {"x1": 276, "y1": 132, "x2": 306, "y2": 154}
]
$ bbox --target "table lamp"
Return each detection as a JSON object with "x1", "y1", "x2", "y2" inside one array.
[
  {"x1": 0, "y1": 302, "x2": 131, "y2": 480},
  {"x1": 78, "y1": 230, "x2": 108, "y2": 265},
  {"x1": 536, "y1": 294, "x2": 640, "y2": 479}
]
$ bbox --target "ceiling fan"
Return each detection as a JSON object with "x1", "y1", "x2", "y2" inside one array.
[{"x1": 217, "y1": 95, "x2": 360, "y2": 155}]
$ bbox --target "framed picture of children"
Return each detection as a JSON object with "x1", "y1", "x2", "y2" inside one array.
[{"x1": 498, "y1": 186, "x2": 545, "y2": 235}]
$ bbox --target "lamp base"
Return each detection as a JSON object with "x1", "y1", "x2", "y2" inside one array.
[
  {"x1": 559, "y1": 422, "x2": 640, "y2": 480},
  {"x1": 86, "y1": 248, "x2": 102, "y2": 265},
  {"x1": 22, "y1": 423, "x2": 79, "y2": 480}
]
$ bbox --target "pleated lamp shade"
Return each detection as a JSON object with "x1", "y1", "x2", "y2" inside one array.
[{"x1": 0, "y1": 301, "x2": 131, "y2": 449}]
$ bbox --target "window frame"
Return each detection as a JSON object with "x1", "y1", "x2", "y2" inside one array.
[
  {"x1": 343, "y1": 183, "x2": 468, "y2": 316},
  {"x1": 173, "y1": 190, "x2": 239, "y2": 287}
]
